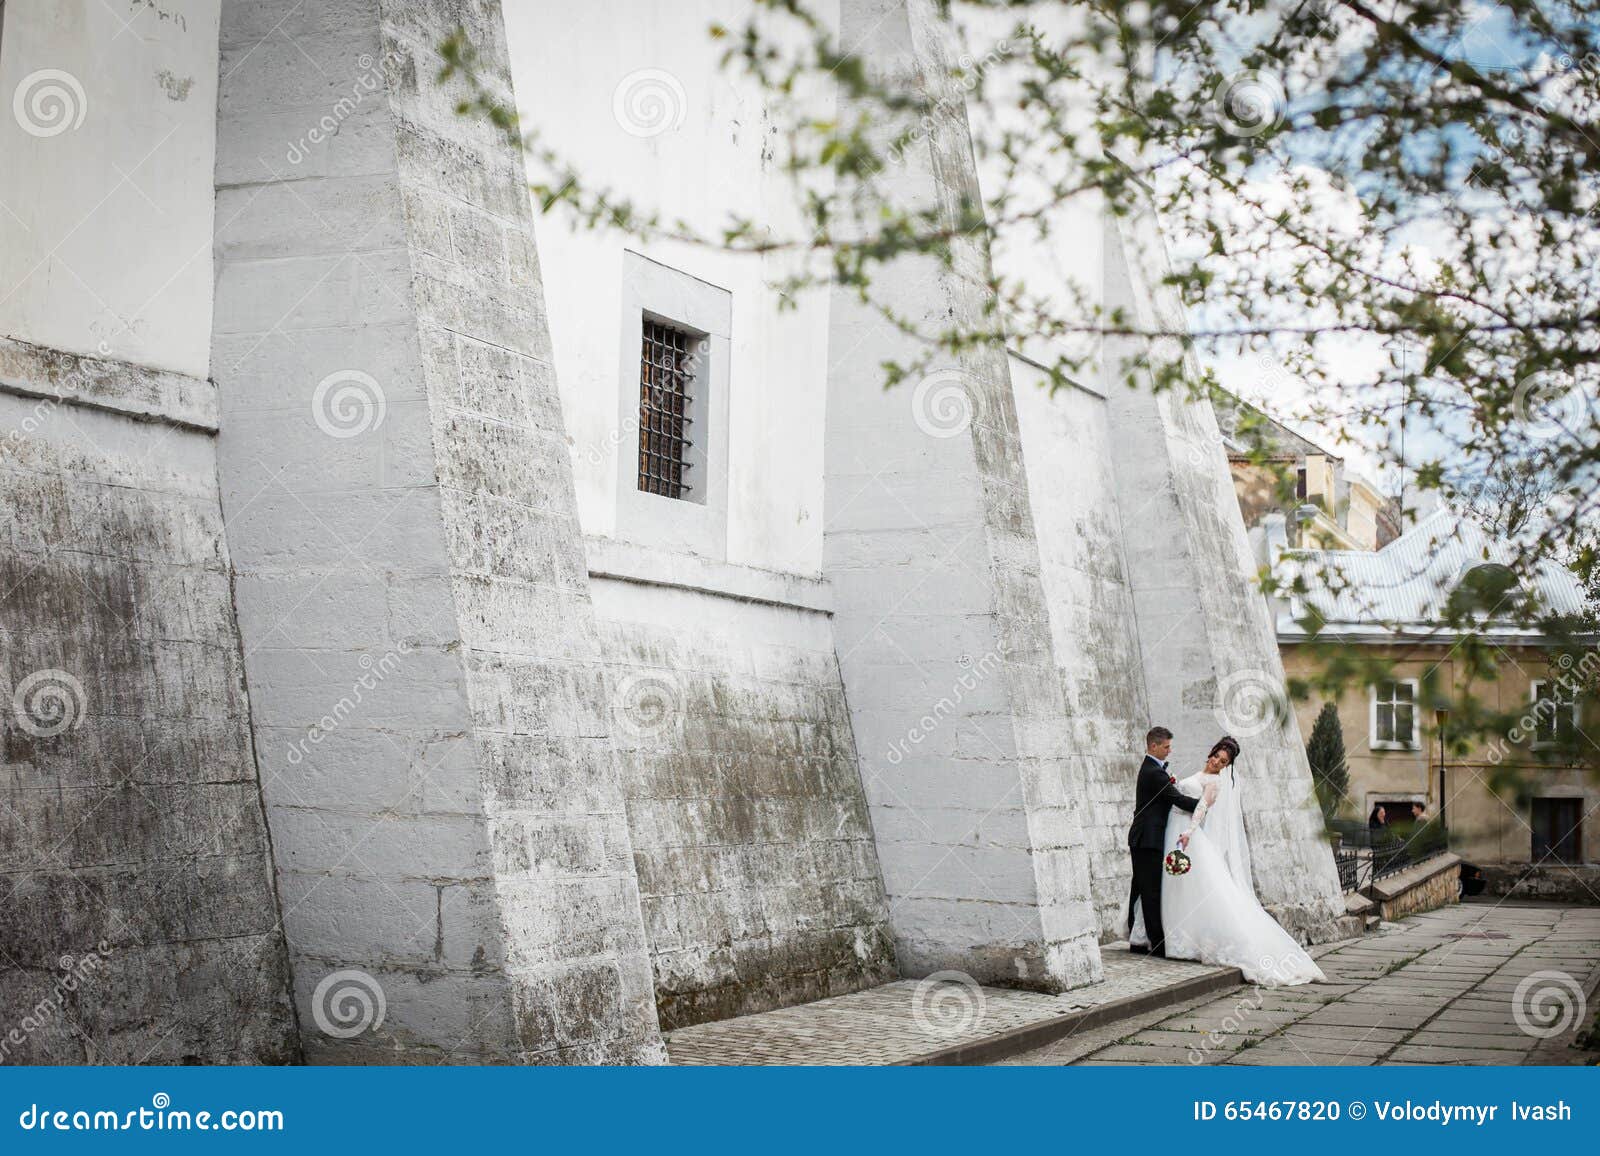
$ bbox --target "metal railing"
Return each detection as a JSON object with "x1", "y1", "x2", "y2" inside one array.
[{"x1": 1329, "y1": 819, "x2": 1451, "y2": 893}]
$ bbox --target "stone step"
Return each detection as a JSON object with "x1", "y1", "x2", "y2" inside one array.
[{"x1": 666, "y1": 946, "x2": 1246, "y2": 1066}]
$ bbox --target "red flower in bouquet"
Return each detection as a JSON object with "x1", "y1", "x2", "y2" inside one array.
[{"x1": 1164, "y1": 848, "x2": 1191, "y2": 876}]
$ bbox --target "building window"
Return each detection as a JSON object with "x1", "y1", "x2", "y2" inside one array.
[
  {"x1": 1531, "y1": 797, "x2": 1582, "y2": 864},
  {"x1": 1530, "y1": 680, "x2": 1579, "y2": 749},
  {"x1": 637, "y1": 319, "x2": 700, "y2": 501},
  {"x1": 1371, "y1": 679, "x2": 1418, "y2": 749}
]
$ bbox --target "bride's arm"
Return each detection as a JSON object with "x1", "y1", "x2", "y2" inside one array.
[{"x1": 1178, "y1": 780, "x2": 1220, "y2": 847}]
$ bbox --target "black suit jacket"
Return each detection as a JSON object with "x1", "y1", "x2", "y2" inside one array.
[{"x1": 1128, "y1": 755, "x2": 1198, "y2": 850}]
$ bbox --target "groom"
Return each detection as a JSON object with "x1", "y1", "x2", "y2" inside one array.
[{"x1": 1127, "y1": 725, "x2": 1198, "y2": 957}]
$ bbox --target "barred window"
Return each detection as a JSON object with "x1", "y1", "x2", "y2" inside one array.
[
  {"x1": 637, "y1": 320, "x2": 698, "y2": 500},
  {"x1": 1371, "y1": 680, "x2": 1416, "y2": 748}
]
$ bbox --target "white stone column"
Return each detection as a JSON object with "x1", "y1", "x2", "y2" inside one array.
[
  {"x1": 1102, "y1": 212, "x2": 1343, "y2": 940},
  {"x1": 211, "y1": 0, "x2": 663, "y2": 1061},
  {"x1": 823, "y1": 0, "x2": 1102, "y2": 992}
]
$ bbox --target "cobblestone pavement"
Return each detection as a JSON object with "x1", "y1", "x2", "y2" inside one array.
[
  {"x1": 995, "y1": 902, "x2": 1600, "y2": 1066},
  {"x1": 666, "y1": 946, "x2": 1235, "y2": 1065}
]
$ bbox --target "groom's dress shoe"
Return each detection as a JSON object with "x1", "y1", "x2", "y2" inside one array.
[{"x1": 1127, "y1": 944, "x2": 1151, "y2": 955}]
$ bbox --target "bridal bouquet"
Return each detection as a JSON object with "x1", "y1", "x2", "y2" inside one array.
[{"x1": 1163, "y1": 849, "x2": 1191, "y2": 876}]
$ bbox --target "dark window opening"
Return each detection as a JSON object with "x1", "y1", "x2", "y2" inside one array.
[
  {"x1": 637, "y1": 319, "x2": 696, "y2": 500},
  {"x1": 1531, "y1": 797, "x2": 1582, "y2": 864}
]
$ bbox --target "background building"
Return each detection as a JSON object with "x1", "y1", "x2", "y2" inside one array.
[
  {"x1": 1275, "y1": 507, "x2": 1598, "y2": 901},
  {"x1": 1213, "y1": 391, "x2": 1400, "y2": 561}
]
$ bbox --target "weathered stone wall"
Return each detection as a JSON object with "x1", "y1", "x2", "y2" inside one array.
[
  {"x1": 1373, "y1": 854, "x2": 1461, "y2": 921},
  {"x1": 1482, "y1": 863, "x2": 1600, "y2": 905},
  {"x1": 1008, "y1": 356, "x2": 1154, "y2": 939},
  {"x1": 211, "y1": 0, "x2": 663, "y2": 1062},
  {"x1": 823, "y1": 0, "x2": 1103, "y2": 992},
  {"x1": 589, "y1": 572, "x2": 894, "y2": 1029},
  {"x1": 0, "y1": 340, "x2": 297, "y2": 1063}
]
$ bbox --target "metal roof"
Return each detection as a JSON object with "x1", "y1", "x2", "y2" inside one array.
[{"x1": 1276, "y1": 506, "x2": 1589, "y2": 636}]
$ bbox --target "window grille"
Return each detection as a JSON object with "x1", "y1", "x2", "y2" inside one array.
[{"x1": 637, "y1": 320, "x2": 696, "y2": 500}]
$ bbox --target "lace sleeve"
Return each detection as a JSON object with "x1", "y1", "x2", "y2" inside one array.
[{"x1": 1185, "y1": 779, "x2": 1220, "y2": 837}]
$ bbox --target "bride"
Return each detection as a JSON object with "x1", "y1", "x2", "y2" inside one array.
[{"x1": 1129, "y1": 735, "x2": 1326, "y2": 986}]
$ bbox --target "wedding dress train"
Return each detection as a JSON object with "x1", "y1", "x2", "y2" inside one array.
[{"x1": 1129, "y1": 771, "x2": 1325, "y2": 986}]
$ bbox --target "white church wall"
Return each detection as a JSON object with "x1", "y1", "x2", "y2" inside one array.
[
  {"x1": 1007, "y1": 354, "x2": 1155, "y2": 939},
  {"x1": 0, "y1": 0, "x2": 219, "y2": 377},
  {"x1": 823, "y1": 0, "x2": 1103, "y2": 992},
  {"x1": 209, "y1": 0, "x2": 666, "y2": 1062},
  {"x1": 503, "y1": 2, "x2": 896, "y2": 1026}
]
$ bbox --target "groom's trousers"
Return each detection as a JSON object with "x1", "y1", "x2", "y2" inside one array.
[{"x1": 1129, "y1": 848, "x2": 1168, "y2": 955}]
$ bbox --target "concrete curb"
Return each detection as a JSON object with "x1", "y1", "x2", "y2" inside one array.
[{"x1": 896, "y1": 965, "x2": 1246, "y2": 1066}]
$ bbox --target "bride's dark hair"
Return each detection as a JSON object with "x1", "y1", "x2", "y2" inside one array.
[{"x1": 1208, "y1": 736, "x2": 1241, "y2": 765}]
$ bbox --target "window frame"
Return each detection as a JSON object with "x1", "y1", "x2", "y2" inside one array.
[
  {"x1": 612, "y1": 251, "x2": 731, "y2": 560},
  {"x1": 1369, "y1": 678, "x2": 1420, "y2": 750},
  {"x1": 1529, "y1": 679, "x2": 1580, "y2": 751}
]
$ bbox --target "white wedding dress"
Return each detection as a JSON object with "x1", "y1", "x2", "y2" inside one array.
[{"x1": 1129, "y1": 770, "x2": 1325, "y2": 986}]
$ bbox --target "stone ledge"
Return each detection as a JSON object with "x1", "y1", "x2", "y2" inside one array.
[
  {"x1": 0, "y1": 337, "x2": 219, "y2": 432},
  {"x1": 901, "y1": 963, "x2": 1244, "y2": 1066},
  {"x1": 1369, "y1": 852, "x2": 1460, "y2": 905},
  {"x1": 586, "y1": 535, "x2": 832, "y2": 615}
]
